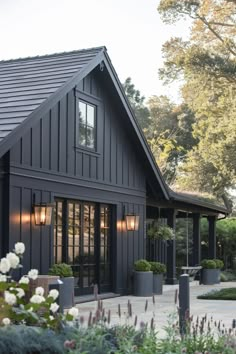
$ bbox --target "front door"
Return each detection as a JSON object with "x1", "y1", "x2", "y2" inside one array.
[{"x1": 53, "y1": 199, "x2": 112, "y2": 295}]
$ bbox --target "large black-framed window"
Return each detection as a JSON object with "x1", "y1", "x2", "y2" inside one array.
[{"x1": 77, "y1": 100, "x2": 96, "y2": 149}]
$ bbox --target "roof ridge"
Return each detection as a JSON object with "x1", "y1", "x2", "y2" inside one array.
[{"x1": 0, "y1": 46, "x2": 106, "y2": 64}]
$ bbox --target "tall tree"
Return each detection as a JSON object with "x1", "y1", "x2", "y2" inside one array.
[
  {"x1": 145, "y1": 95, "x2": 196, "y2": 184},
  {"x1": 158, "y1": 0, "x2": 236, "y2": 196},
  {"x1": 123, "y1": 77, "x2": 150, "y2": 129}
]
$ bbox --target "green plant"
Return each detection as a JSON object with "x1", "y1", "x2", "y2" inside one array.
[
  {"x1": 198, "y1": 288, "x2": 236, "y2": 300},
  {"x1": 0, "y1": 325, "x2": 68, "y2": 354},
  {"x1": 221, "y1": 270, "x2": 236, "y2": 282},
  {"x1": 48, "y1": 263, "x2": 73, "y2": 278},
  {"x1": 0, "y1": 243, "x2": 78, "y2": 330},
  {"x1": 134, "y1": 259, "x2": 151, "y2": 272},
  {"x1": 147, "y1": 224, "x2": 174, "y2": 240},
  {"x1": 201, "y1": 259, "x2": 217, "y2": 269},
  {"x1": 149, "y1": 261, "x2": 166, "y2": 274},
  {"x1": 214, "y1": 258, "x2": 224, "y2": 269}
]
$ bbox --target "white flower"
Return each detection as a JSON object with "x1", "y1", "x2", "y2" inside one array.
[
  {"x1": 2, "y1": 318, "x2": 11, "y2": 326},
  {"x1": 35, "y1": 287, "x2": 44, "y2": 296},
  {"x1": 4, "y1": 291, "x2": 17, "y2": 305},
  {"x1": 19, "y1": 276, "x2": 29, "y2": 285},
  {"x1": 68, "y1": 307, "x2": 79, "y2": 318},
  {"x1": 14, "y1": 242, "x2": 25, "y2": 255},
  {"x1": 28, "y1": 269, "x2": 38, "y2": 280},
  {"x1": 50, "y1": 302, "x2": 59, "y2": 313},
  {"x1": 0, "y1": 258, "x2": 11, "y2": 274},
  {"x1": 16, "y1": 288, "x2": 25, "y2": 299},
  {"x1": 6, "y1": 252, "x2": 20, "y2": 269},
  {"x1": 30, "y1": 294, "x2": 45, "y2": 304},
  {"x1": 49, "y1": 315, "x2": 54, "y2": 321},
  {"x1": 48, "y1": 289, "x2": 59, "y2": 300},
  {"x1": 27, "y1": 307, "x2": 33, "y2": 312},
  {"x1": 0, "y1": 274, "x2": 7, "y2": 282}
]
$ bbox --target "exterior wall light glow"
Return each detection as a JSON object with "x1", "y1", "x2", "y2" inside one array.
[
  {"x1": 33, "y1": 204, "x2": 53, "y2": 226},
  {"x1": 125, "y1": 214, "x2": 140, "y2": 231}
]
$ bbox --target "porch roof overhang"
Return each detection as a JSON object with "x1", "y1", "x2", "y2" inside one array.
[{"x1": 147, "y1": 188, "x2": 229, "y2": 217}]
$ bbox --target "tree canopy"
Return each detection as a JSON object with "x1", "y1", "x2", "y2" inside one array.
[
  {"x1": 123, "y1": 77, "x2": 150, "y2": 130},
  {"x1": 158, "y1": 0, "x2": 236, "y2": 197}
]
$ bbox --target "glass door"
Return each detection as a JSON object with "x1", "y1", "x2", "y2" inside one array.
[
  {"x1": 100, "y1": 205, "x2": 111, "y2": 292},
  {"x1": 54, "y1": 199, "x2": 112, "y2": 296}
]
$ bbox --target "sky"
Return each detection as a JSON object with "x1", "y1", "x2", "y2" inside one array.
[{"x1": 0, "y1": 0, "x2": 190, "y2": 102}]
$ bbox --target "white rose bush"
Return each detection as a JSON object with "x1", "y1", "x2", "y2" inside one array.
[{"x1": 0, "y1": 242, "x2": 78, "y2": 330}]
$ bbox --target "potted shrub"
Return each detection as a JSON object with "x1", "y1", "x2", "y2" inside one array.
[
  {"x1": 200, "y1": 259, "x2": 223, "y2": 285},
  {"x1": 133, "y1": 259, "x2": 153, "y2": 297},
  {"x1": 149, "y1": 261, "x2": 166, "y2": 295},
  {"x1": 48, "y1": 263, "x2": 74, "y2": 308}
]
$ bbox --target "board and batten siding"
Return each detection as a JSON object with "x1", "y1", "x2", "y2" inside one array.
[
  {"x1": 7, "y1": 68, "x2": 147, "y2": 294},
  {"x1": 10, "y1": 69, "x2": 145, "y2": 191}
]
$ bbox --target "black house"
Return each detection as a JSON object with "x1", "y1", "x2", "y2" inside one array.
[{"x1": 0, "y1": 47, "x2": 227, "y2": 296}]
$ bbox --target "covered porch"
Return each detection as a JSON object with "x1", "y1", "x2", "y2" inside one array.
[{"x1": 146, "y1": 191, "x2": 228, "y2": 284}]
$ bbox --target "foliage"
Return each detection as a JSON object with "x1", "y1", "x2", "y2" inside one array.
[
  {"x1": 0, "y1": 243, "x2": 78, "y2": 330},
  {"x1": 147, "y1": 222, "x2": 174, "y2": 240},
  {"x1": 145, "y1": 96, "x2": 197, "y2": 184},
  {"x1": 0, "y1": 294, "x2": 236, "y2": 353},
  {"x1": 123, "y1": 77, "x2": 150, "y2": 130},
  {"x1": 200, "y1": 259, "x2": 217, "y2": 269},
  {"x1": 149, "y1": 261, "x2": 166, "y2": 274},
  {"x1": 214, "y1": 258, "x2": 224, "y2": 269},
  {"x1": 0, "y1": 325, "x2": 69, "y2": 354},
  {"x1": 221, "y1": 270, "x2": 236, "y2": 282},
  {"x1": 48, "y1": 263, "x2": 73, "y2": 278},
  {"x1": 198, "y1": 287, "x2": 236, "y2": 300},
  {"x1": 64, "y1": 315, "x2": 236, "y2": 354},
  {"x1": 134, "y1": 259, "x2": 151, "y2": 272},
  {"x1": 157, "y1": 0, "x2": 236, "y2": 196},
  {"x1": 175, "y1": 217, "x2": 193, "y2": 268},
  {"x1": 200, "y1": 217, "x2": 236, "y2": 268}
]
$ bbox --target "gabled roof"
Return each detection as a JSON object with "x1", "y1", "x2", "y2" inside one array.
[
  {"x1": 0, "y1": 47, "x2": 229, "y2": 214},
  {"x1": 0, "y1": 46, "x2": 170, "y2": 199},
  {"x1": 0, "y1": 47, "x2": 104, "y2": 143}
]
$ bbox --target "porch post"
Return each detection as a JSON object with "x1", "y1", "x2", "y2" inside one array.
[
  {"x1": 166, "y1": 209, "x2": 177, "y2": 284},
  {"x1": 192, "y1": 213, "x2": 201, "y2": 265},
  {"x1": 208, "y1": 215, "x2": 216, "y2": 259}
]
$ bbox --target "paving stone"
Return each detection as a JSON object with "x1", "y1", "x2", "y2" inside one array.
[{"x1": 77, "y1": 281, "x2": 236, "y2": 336}]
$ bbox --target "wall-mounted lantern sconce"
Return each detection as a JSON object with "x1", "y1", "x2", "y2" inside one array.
[
  {"x1": 125, "y1": 214, "x2": 140, "y2": 231},
  {"x1": 33, "y1": 203, "x2": 54, "y2": 226}
]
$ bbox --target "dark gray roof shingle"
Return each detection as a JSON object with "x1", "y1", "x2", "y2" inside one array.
[{"x1": 0, "y1": 47, "x2": 104, "y2": 142}]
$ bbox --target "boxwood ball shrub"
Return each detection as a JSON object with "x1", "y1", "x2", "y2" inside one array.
[
  {"x1": 48, "y1": 263, "x2": 73, "y2": 277},
  {"x1": 149, "y1": 261, "x2": 166, "y2": 274},
  {"x1": 134, "y1": 259, "x2": 151, "y2": 272},
  {"x1": 201, "y1": 259, "x2": 217, "y2": 269},
  {"x1": 214, "y1": 259, "x2": 224, "y2": 269}
]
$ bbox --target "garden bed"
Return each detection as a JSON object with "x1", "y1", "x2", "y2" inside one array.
[{"x1": 198, "y1": 287, "x2": 236, "y2": 300}]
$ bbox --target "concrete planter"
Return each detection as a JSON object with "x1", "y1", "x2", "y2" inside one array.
[
  {"x1": 134, "y1": 271, "x2": 153, "y2": 296},
  {"x1": 61, "y1": 277, "x2": 74, "y2": 308},
  {"x1": 202, "y1": 269, "x2": 220, "y2": 285},
  {"x1": 153, "y1": 274, "x2": 163, "y2": 295}
]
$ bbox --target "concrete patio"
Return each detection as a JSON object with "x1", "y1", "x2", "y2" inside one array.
[{"x1": 77, "y1": 281, "x2": 236, "y2": 336}]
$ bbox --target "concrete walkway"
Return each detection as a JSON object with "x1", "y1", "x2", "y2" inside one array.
[{"x1": 77, "y1": 281, "x2": 236, "y2": 335}]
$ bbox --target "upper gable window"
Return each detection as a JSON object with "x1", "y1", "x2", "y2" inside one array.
[{"x1": 77, "y1": 100, "x2": 96, "y2": 149}]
